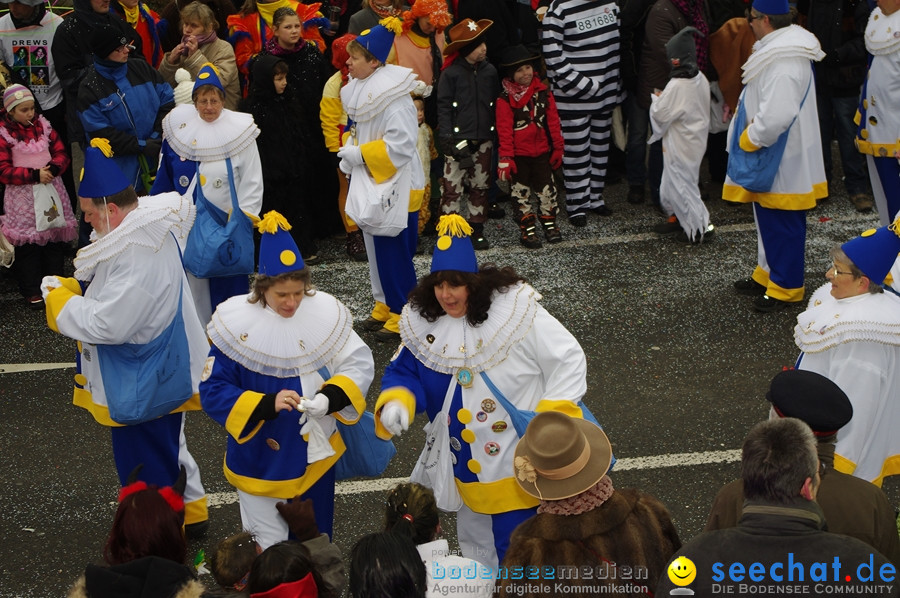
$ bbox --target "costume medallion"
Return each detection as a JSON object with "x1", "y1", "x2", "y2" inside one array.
[{"x1": 457, "y1": 367, "x2": 474, "y2": 388}]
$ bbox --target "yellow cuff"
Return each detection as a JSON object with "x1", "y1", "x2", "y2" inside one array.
[
  {"x1": 375, "y1": 386, "x2": 416, "y2": 439},
  {"x1": 739, "y1": 128, "x2": 760, "y2": 152},
  {"x1": 225, "y1": 391, "x2": 266, "y2": 443},
  {"x1": 408, "y1": 188, "x2": 425, "y2": 212},
  {"x1": 360, "y1": 140, "x2": 397, "y2": 183},
  {"x1": 324, "y1": 374, "x2": 366, "y2": 424},
  {"x1": 45, "y1": 279, "x2": 81, "y2": 333},
  {"x1": 535, "y1": 399, "x2": 584, "y2": 418}
]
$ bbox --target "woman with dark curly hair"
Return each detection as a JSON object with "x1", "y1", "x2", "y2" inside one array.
[{"x1": 373, "y1": 214, "x2": 594, "y2": 571}]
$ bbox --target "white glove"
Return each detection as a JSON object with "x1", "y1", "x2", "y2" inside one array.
[
  {"x1": 41, "y1": 275, "x2": 61, "y2": 300},
  {"x1": 299, "y1": 413, "x2": 336, "y2": 463},
  {"x1": 299, "y1": 393, "x2": 329, "y2": 419},
  {"x1": 380, "y1": 400, "x2": 409, "y2": 437},
  {"x1": 337, "y1": 144, "x2": 363, "y2": 175}
]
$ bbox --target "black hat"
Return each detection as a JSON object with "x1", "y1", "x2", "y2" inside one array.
[
  {"x1": 766, "y1": 370, "x2": 853, "y2": 436},
  {"x1": 498, "y1": 44, "x2": 539, "y2": 70},
  {"x1": 91, "y1": 27, "x2": 132, "y2": 58}
]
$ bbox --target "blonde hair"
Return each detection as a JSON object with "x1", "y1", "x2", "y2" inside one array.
[{"x1": 180, "y1": 1, "x2": 219, "y2": 33}]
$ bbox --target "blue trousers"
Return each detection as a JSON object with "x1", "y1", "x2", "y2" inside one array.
[{"x1": 752, "y1": 203, "x2": 807, "y2": 302}]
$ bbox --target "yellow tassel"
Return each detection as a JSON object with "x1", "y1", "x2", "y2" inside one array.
[
  {"x1": 90, "y1": 138, "x2": 113, "y2": 158},
  {"x1": 200, "y1": 62, "x2": 221, "y2": 76},
  {"x1": 436, "y1": 214, "x2": 472, "y2": 238},
  {"x1": 890, "y1": 215, "x2": 900, "y2": 239},
  {"x1": 257, "y1": 211, "x2": 292, "y2": 234},
  {"x1": 379, "y1": 16, "x2": 403, "y2": 35}
]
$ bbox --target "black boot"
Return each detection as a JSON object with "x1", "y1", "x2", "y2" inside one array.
[
  {"x1": 470, "y1": 222, "x2": 490, "y2": 250},
  {"x1": 518, "y1": 214, "x2": 542, "y2": 249}
]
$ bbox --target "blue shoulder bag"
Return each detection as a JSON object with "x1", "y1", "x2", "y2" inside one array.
[
  {"x1": 726, "y1": 74, "x2": 811, "y2": 193},
  {"x1": 183, "y1": 158, "x2": 255, "y2": 279}
]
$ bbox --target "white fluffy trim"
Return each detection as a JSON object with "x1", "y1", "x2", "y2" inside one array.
[
  {"x1": 794, "y1": 284, "x2": 900, "y2": 353},
  {"x1": 743, "y1": 25, "x2": 824, "y2": 84},
  {"x1": 162, "y1": 104, "x2": 260, "y2": 161},
  {"x1": 342, "y1": 64, "x2": 420, "y2": 124}
]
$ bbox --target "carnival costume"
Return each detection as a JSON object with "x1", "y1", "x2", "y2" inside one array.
[
  {"x1": 795, "y1": 284, "x2": 900, "y2": 485},
  {"x1": 855, "y1": 6, "x2": 900, "y2": 225},
  {"x1": 153, "y1": 64, "x2": 263, "y2": 325},
  {"x1": 200, "y1": 212, "x2": 374, "y2": 548},
  {"x1": 723, "y1": 24, "x2": 826, "y2": 302},
  {"x1": 44, "y1": 144, "x2": 210, "y2": 527},
  {"x1": 376, "y1": 216, "x2": 591, "y2": 569},
  {"x1": 340, "y1": 21, "x2": 424, "y2": 336}
]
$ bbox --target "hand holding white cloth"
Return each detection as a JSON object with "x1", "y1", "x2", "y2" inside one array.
[
  {"x1": 41, "y1": 275, "x2": 61, "y2": 300},
  {"x1": 337, "y1": 144, "x2": 363, "y2": 175},
  {"x1": 299, "y1": 413, "x2": 336, "y2": 463},
  {"x1": 299, "y1": 393, "x2": 329, "y2": 419},
  {"x1": 380, "y1": 400, "x2": 409, "y2": 436}
]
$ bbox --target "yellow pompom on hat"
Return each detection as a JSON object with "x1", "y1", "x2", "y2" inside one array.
[
  {"x1": 431, "y1": 214, "x2": 477, "y2": 273},
  {"x1": 79, "y1": 138, "x2": 131, "y2": 198},
  {"x1": 257, "y1": 211, "x2": 305, "y2": 276}
]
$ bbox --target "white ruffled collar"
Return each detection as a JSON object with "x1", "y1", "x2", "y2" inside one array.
[
  {"x1": 399, "y1": 282, "x2": 540, "y2": 374},
  {"x1": 865, "y1": 8, "x2": 900, "y2": 55},
  {"x1": 161, "y1": 104, "x2": 260, "y2": 162},
  {"x1": 74, "y1": 192, "x2": 194, "y2": 280},
  {"x1": 207, "y1": 290, "x2": 355, "y2": 377},
  {"x1": 743, "y1": 25, "x2": 824, "y2": 84},
  {"x1": 342, "y1": 65, "x2": 420, "y2": 125},
  {"x1": 794, "y1": 283, "x2": 900, "y2": 353}
]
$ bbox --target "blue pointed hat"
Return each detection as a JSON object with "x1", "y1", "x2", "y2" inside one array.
[
  {"x1": 752, "y1": 0, "x2": 789, "y2": 14},
  {"x1": 357, "y1": 17, "x2": 402, "y2": 64},
  {"x1": 431, "y1": 215, "x2": 477, "y2": 274},
  {"x1": 78, "y1": 138, "x2": 131, "y2": 198},
  {"x1": 257, "y1": 211, "x2": 305, "y2": 276},
  {"x1": 841, "y1": 218, "x2": 900, "y2": 284},
  {"x1": 193, "y1": 63, "x2": 225, "y2": 97}
]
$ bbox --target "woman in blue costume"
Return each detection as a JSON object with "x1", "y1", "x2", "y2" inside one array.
[
  {"x1": 374, "y1": 214, "x2": 598, "y2": 569},
  {"x1": 200, "y1": 211, "x2": 375, "y2": 548},
  {"x1": 152, "y1": 62, "x2": 263, "y2": 325}
]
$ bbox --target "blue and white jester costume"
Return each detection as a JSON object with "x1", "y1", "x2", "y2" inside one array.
[
  {"x1": 44, "y1": 140, "x2": 210, "y2": 529},
  {"x1": 375, "y1": 215, "x2": 595, "y2": 569},
  {"x1": 200, "y1": 212, "x2": 375, "y2": 549}
]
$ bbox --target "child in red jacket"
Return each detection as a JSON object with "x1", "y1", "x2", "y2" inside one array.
[{"x1": 496, "y1": 45, "x2": 564, "y2": 248}]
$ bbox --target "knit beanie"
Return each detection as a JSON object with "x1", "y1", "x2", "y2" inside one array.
[
  {"x1": 3, "y1": 84, "x2": 34, "y2": 112},
  {"x1": 173, "y1": 68, "x2": 195, "y2": 105}
]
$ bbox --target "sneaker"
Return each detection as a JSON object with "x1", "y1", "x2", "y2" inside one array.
[
  {"x1": 849, "y1": 193, "x2": 874, "y2": 213},
  {"x1": 472, "y1": 235, "x2": 490, "y2": 250},
  {"x1": 627, "y1": 185, "x2": 645, "y2": 204},
  {"x1": 540, "y1": 216, "x2": 562, "y2": 244},
  {"x1": 345, "y1": 230, "x2": 367, "y2": 262},
  {"x1": 653, "y1": 215, "x2": 681, "y2": 236},
  {"x1": 591, "y1": 205, "x2": 613, "y2": 217},
  {"x1": 518, "y1": 215, "x2": 542, "y2": 249},
  {"x1": 676, "y1": 224, "x2": 715, "y2": 243},
  {"x1": 26, "y1": 295, "x2": 43, "y2": 310},
  {"x1": 752, "y1": 294, "x2": 790, "y2": 313},
  {"x1": 487, "y1": 204, "x2": 506, "y2": 219},
  {"x1": 569, "y1": 213, "x2": 587, "y2": 227},
  {"x1": 733, "y1": 278, "x2": 766, "y2": 296}
]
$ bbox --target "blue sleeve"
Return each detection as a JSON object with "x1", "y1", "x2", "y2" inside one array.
[
  {"x1": 199, "y1": 346, "x2": 254, "y2": 429},
  {"x1": 150, "y1": 140, "x2": 176, "y2": 194}
]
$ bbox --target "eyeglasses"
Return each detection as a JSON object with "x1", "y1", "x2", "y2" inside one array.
[
  {"x1": 830, "y1": 263, "x2": 855, "y2": 277},
  {"x1": 745, "y1": 9, "x2": 761, "y2": 22}
]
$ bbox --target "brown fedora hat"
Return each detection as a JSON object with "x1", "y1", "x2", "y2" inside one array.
[
  {"x1": 514, "y1": 411, "x2": 612, "y2": 500},
  {"x1": 442, "y1": 18, "x2": 493, "y2": 56}
]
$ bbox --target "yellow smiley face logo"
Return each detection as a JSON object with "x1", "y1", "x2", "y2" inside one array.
[{"x1": 667, "y1": 556, "x2": 696, "y2": 586}]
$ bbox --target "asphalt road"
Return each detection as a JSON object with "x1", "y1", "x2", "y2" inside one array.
[{"x1": 0, "y1": 167, "x2": 891, "y2": 597}]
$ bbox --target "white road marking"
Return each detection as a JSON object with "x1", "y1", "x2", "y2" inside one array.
[
  {"x1": 203, "y1": 448, "x2": 741, "y2": 508},
  {"x1": 0, "y1": 362, "x2": 75, "y2": 373}
]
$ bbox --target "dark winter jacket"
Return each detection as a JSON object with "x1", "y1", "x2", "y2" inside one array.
[
  {"x1": 52, "y1": 0, "x2": 143, "y2": 143},
  {"x1": 496, "y1": 77, "x2": 564, "y2": 159},
  {"x1": 619, "y1": 0, "x2": 656, "y2": 92},
  {"x1": 496, "y1": 488, "x2": 681, "y2": 598},
  {"x1": 657, "y1": 500, "x2": 899, "y2": 597},
  {"x1": 801, "y1": 0, "x2": 870, "y2": 96},
  {"x1": 437, "y1": 56, "x2": 499, "y2": 148},
  {"x1": 76, "y1": 57, "x2": 173, "y2": 191},
  {"x1": 66, "y1": 556, "x2": 205, "y2": 598}
]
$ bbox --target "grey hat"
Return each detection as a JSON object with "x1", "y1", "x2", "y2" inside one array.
[{"x1": 666, "y1": 26, "x2": 701, "y2": 78}]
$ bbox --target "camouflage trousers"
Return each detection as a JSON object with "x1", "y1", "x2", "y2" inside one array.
[
  {"x1": 440, "y1": 140, "x2": 492, "y2": 224},
  {"x1": 509, "y1": 153, "x2": 558, "y2": 218}
]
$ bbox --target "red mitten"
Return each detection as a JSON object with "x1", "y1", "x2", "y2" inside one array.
[
  {"x1": 498, "y1": 158, "x2": 517, "y2": 182},
  {"x1": 550, "y1": 149, "x2": 563, "y2": 170}
]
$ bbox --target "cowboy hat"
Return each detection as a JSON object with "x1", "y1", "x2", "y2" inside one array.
[
  {"x1": 498, "y1": 44, "x2": 540, "y2": 71},
  {"x1": 442, "y1": 18, "x2": 493, "y2": 56},
  {"x1": 514, "y1": 411, "x2": 612, "y2": 500}
]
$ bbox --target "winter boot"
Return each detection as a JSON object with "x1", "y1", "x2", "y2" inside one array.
[
  {"x1": 518, "y1": 214, "x2": 542, "y2": 249},
  {"x1": 539, "y1": 215, "x2": 562, "y2": 244}
]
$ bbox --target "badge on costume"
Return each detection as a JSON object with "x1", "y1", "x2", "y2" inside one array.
[
  {"x1": 201, "y1": 356, "x2": 215, "y2": 381},
  {"x1": 457, "y1": 367, "x2": 474, "y2": 388}
]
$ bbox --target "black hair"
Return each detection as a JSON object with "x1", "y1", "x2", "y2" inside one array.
[
  {"x1": 349, "y1": 532, "x2": 426, "y2": 598},
  {"x1": 407, "y1": 264, "x2": 525, "y2": 326}
]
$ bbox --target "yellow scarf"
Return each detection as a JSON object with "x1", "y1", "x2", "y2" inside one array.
[
  {"x1": 119, "y1": 2, "x2": 140, "y2": 26},
  {"x1": 256, "y1": 0, "x2": 293, "y2": 28}
]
